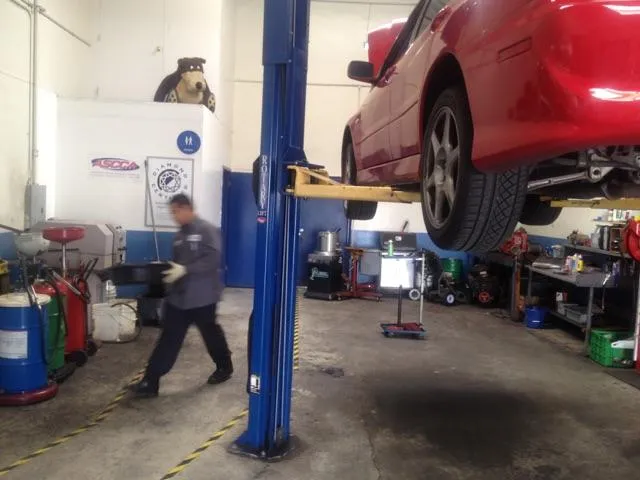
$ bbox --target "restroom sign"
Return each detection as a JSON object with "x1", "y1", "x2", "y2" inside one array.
[{"x1": 177, "y1": 130, "x2": 201, "y2": 154}]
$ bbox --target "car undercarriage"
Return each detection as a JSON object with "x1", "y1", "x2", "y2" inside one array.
[{"x1": 528, "y1": 146, "x2": 640, "y2": 201}]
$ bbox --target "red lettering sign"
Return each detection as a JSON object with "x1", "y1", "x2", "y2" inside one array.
[{"x1": 91, "y1": 158, "x2": 140, "y2": 171}]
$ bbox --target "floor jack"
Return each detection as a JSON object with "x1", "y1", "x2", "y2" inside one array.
[
  {"x1": 337, "y1": 248, "x2": 382, "y2": 301},
  {"x1": 380, "y1": 252, "x2": 426, "y2": 339}
]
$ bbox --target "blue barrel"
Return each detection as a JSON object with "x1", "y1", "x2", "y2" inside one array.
[
  {"x1": 0, "y1": 293, "x2": 50, "y2": 394},
  {"x1": 525, "y1": 306, "x2": 548, "y2": 329}
]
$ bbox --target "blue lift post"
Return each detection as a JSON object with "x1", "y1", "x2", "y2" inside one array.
[{"x1": 230, "y1": 0, "x2": 311, "y2": 459}]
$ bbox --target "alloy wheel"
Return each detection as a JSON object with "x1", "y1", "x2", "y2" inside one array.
[{"x1": 423, "y1": 107, "x2": 461, "y2": 229}]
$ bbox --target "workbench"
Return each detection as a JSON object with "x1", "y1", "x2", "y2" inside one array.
[{"x1": 526, "y1": 266, "x2": 617, "y2": 350}]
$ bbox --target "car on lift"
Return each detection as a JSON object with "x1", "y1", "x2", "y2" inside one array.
[{"x1": 342, "y1": 0, "x2": 640, "y2": 252}]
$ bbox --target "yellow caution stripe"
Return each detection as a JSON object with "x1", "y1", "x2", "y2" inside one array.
[
  {"x1": 0, "y1": 367, "x2": 145, "y2": 477},
  {"x1": 159, "y1": 409, "x2": 249, "y2": 480},
  {"x1": 294, "y1": 292, "x2": 302, "y2": 370}
]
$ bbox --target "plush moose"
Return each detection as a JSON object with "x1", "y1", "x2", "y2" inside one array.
[{"x1": 154, "y1": 57, "x2": 216, "y2": 113}]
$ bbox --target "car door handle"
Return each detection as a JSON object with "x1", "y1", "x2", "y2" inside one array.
[{"x1": 430, "y1": 6, "x2": 452, "y2": 32}]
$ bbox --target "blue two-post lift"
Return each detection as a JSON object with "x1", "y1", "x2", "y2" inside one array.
[
  {"x1": 230, "y1": 0, "x2": 311, "y2": 459},
  {"x1": 227, "y1": 0, "x2": 424, "y2": 459}
]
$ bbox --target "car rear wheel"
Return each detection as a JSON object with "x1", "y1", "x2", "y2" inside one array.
[
  {"x1": 342, "y1": 140, "x2": 377, "y2": 221},
  {"x1": 420, "y1": 87, "x2": 529, "y2": 252},
  {"x1": 519, "y1": 195, "x2": 562, "y2": 226}
]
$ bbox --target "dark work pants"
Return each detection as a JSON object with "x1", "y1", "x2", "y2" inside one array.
[{"x1": 146, "y1": 302, "x2": 231, "y2": 381}]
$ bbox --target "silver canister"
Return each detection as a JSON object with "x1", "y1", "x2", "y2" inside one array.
[{"x1": 317, "y1": 231, "x2": 340, "y2": 256}]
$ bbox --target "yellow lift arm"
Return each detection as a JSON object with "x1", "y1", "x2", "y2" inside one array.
[
  {"x1": 286, "y1": 166, "x2": 640, "y2": 209},
  {"x1": 286, "y1": 165, "x2": 421, "y2": 203},
  {"x1": 548, "y1": 198, "x2": 640, "y2": 209}
]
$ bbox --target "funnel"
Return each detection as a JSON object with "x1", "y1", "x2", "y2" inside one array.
[
  {"x1": 42, "y1": 227, "x2": 86, "y2": 276},
  {"x1": 14, "y1": 232, "x2": 50, "y2": 257}
]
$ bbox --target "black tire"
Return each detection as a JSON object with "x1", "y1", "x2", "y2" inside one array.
[
  {"x1": 420, "y1": 87, "x2": 529, "y2": 253},
  {"x1": 342, "y1": 139, "x2": 377, "y2": 220},
  {"x1": 519, "y1": 195, "x2": 562, "y2": 226},
  {"x1": 442, "y1": 292, "x2": 457, "y2": 306},
  {"x1": 408, "y1": 289, "x2": 421, "y2": 301}
]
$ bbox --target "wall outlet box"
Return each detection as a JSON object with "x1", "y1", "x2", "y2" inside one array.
[{"x1": 25, "y1": 184, "x2": 47, "y2": 228}]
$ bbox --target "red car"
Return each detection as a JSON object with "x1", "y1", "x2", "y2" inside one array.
[{"x1": 343, "y1": 0, "x2": 640, "y2": 252}]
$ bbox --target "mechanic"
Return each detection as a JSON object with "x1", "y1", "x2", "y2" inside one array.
[{"x1": 130, "y1": 194, "x2": 233, "y2": 398}]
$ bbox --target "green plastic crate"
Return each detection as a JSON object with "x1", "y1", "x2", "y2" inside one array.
[{"x1": 589, "y1": 329, "x2": 634, "y2": 368}]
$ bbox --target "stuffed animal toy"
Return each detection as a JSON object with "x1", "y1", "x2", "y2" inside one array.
[{"x1": 154, "y1": 57, "x2": 216, "y2": 113}]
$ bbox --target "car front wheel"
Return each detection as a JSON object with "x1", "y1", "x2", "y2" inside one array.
[
  {"x1": 420, "y1": 87, "x2": 529, "y2": 252},
  {"x1": 342, "y1": 140, "x2": 377, "y2": 221}
]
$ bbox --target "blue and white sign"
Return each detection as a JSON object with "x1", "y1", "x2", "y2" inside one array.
[
  {"x1": 145, "y1": 156, "x2": 194, "y2": 227},
  {"x1": 177, "y1": 130, "x2": 201, "y2": 154}
]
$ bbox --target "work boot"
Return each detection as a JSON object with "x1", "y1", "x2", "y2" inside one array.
[
  {"x1": 128, "y1": 378, "x2": 159, "y2": 398},
  {"x1": 208, "y1": 360, "x2": 233, "y2": 385}
]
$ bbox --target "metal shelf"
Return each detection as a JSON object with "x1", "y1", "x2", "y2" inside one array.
[
  {"x1": 527, "y1": 266, "x2": 616, "y2": 288},
  {"x1": 564, "y1": 244, "x2": 627, "y2": 259},
  {"x1": 548, "y1": 310, "x2": 587, "y2": 329}
]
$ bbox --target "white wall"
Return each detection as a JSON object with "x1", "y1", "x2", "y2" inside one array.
[
  {"x1": 521, "y1": 209, "x2": 628, "y2": 240},
  {"x1": 0, "y1": 0, "x2": 98, "y2": 229},
  {"x1": 231, "y1": 0, "x2": 414, "y2": 173},
  {"x1": 56, "y1": 100, "x2": 221, "y2": 230},
  {"x1": 92, "y1": 0, "x2": 235, "y2": 168}
]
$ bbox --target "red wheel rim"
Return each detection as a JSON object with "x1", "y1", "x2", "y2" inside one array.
[{"x1": 478, "y1": 291, "x2": 491, "y2": 304}]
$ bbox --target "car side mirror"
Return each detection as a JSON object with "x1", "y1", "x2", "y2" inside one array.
[{"x1": 347, "y1": 61, "x2": 375, "y2": 83}]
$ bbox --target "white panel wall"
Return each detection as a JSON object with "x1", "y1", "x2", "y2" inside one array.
[
  {"x1": 0, "y1": 0, "x2": 98, "y2": 229},
  {"x1": 521, "y1": 209, "x2": 608, "y2": 240},
  {"x1": 355, "y1": 206, "x2": 611, "y2": 239},
  {"x1": 231, "y1": 0, "x2": 414, "y2": 173},
  {"x1": 92, "y1": 0, "x2": 236, "y2": 168},
  {"x1": 56, "y1": 100, "x2": 221, "y2": 229}
]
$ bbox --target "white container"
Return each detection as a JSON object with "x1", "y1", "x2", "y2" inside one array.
[
  {"x1": 379, "y1": 256, "x2": 416, "y2": 290},
  {"x1": 92, "y1": 299, "x2": 138, "y2": 343}
]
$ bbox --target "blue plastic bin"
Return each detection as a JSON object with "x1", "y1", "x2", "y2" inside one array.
[{"x1": 525, "y1": 306, "x2": 548, "y2": 329}]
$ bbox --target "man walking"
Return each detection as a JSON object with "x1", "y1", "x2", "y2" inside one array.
[{"x1": 130, "y1": 194, "x2": 233, "y2": 397}]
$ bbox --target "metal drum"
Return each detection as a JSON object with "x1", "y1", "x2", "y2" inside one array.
[
  {"x1": 0, "y1": 292, "x2": 51, "y2": 394},
  {"x1": 33, "y1": 283, "x2": 66, "y2": 373},
  {"x1": 317, "y1": 231, "x2": 340, "y2": 256}
]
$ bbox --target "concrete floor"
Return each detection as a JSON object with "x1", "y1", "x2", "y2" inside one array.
[{"x1": 1, "y1": 288, "x2": 639, "y2": 479}]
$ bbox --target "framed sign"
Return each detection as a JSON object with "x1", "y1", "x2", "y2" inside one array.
[{"x1": 145, "y1": 156, "x2": 194, "y2": 228}]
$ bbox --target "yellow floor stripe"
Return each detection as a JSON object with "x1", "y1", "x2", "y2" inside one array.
[
  {"x1": 159, "y1": 409, "x2": 248, "y2": 480},
  {"x1": 0, "y1": 367, "x2": 145, "y2": 477},
  {"x1": 294, "y1": 291, "x2": 302, "y2": 370}
]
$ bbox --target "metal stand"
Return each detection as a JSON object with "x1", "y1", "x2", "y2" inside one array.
[
  {"x1": 635, "y1": 264, "x2": 640, "y2": 371},
  {"x1": 230, "y1": 0, "x2": 310, "y2": 460},
  {"x1": 144, "y1": 159, "x2": 161, "y2": 262},
  {"x1": 380, "y1": 252, "x2": 426, "y2": 339},
  {"x1": 510, "y1": 255, "x2": 521, "y2": 321},
  {"x1": 419, "y1": 252, "x2": 425, "y2": 327},
  {"x1": 337, "y1": 248, "x2": 382, "y2": 301}
]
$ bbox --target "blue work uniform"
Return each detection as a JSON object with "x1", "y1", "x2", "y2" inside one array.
[
  {"x1": 145, "y1": 216, "x2": 231, "y2": 383},
  {"x1": 167, "y1": 217, "x2": 224, "y2": 309}
]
